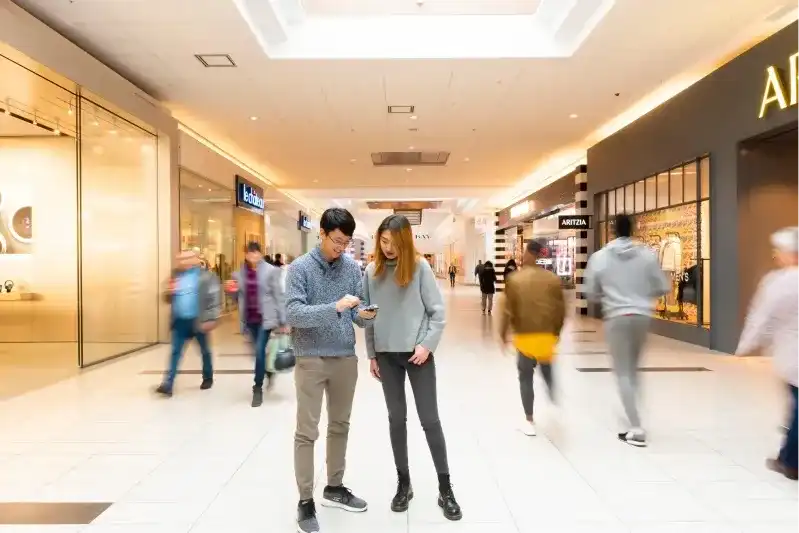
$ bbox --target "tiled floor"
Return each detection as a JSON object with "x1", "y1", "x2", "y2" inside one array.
[{"x1": 0, "y1": 284, "x2": 795, "y2": 532}]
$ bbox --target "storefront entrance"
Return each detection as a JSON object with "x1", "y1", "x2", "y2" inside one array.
[
  {"x1": 0, "y1": 42, "x2": 163, "y2": 396},
  {"x1": 738, "y1": 126, "x2": 798, "y2": 323}
]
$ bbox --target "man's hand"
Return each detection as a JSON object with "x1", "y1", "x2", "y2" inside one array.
[
  {"x1": 409, "y1": 345, "x2": 430, "y2": 365},
  {"x1": 276, "y1": 325, "x2": 290, "y2": 334},
  {"x1": 369, "y1": 358, "x2": 381, "y2": 381},
  {"x1": 358, "y1": 308, "x2": 377, "y2": 320},
  {"x1": 223, "y1": 279, "x2": 238, "y2": 294},
  {"x1": 336, "y1": 295, "x2": 360, "y2": 313},
  {"x1": 199, "y1": 321, "x2": 216, "y2": 333}
]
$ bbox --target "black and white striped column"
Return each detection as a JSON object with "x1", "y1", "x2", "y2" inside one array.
[
  {"x1": 574, "y1": 165, "x2": 589, "y2": 315},
  {"x1": 493, "y1": 211, "x2": 508, "y2": 293}
]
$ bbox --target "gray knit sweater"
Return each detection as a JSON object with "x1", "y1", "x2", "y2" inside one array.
[
  {"x1": 285, "y1": 246, "x2": 372, "y2": 357},
  {"x1": 362, "y1": 258, "x2": 446, "y2": 359}
]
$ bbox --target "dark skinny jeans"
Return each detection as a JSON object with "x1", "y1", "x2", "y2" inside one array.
[
  {"x1": 780, "y1": 385, "x2": 798, "y2": 470},
  {"x1": 376, "y1": 352, "x2": 450, "y2": 475}
]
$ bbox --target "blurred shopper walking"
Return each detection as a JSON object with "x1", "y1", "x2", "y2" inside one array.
[
  {"x1": 363, "y1": 215, "x2": 461, "y2": 521},
  {"x1": 478, "y1": 260, "x2": 497, "y2": 315},
  {"x1": 229, "y1": 242, "x2": 287, "y2": 407},
  {"x1": 448, "y1": 264, "x2": 457, "y2": 287},
  {"x1": 499, "y1": 240, "x2": 565, "y2": 436},
  {"x1": 503, "y1": 258, "x2": 518, "y2": 281},
  {"x1": 474, "y1": 260, "x2": 484, "y2": 283},
  {"x1": 156, "y1": 250, "x2": 221, "y2": 397},
  {"x1": 737, "y1": 227, "x2": 798, "y2": 480},
  {"x1": 286, "y1": 208, "x2": 376, "y2": 533},
  {"x1": 585, "y1": 213, "x2": 670, "y2": 447}
]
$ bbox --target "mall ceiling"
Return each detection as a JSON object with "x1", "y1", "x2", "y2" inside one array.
[{"x1": 11, "y1": 0, "x2": 798, "y2": 214}]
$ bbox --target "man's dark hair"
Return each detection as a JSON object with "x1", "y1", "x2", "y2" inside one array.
[
  {"x1": 526, "y1": 239, "x2": 545, "y2": 255},
  {"x1": 614, "y1": 213, "x2": 633, "y2": 238},
  {"x1": 320, "y1": 207, "x2": 356, "y2": 237},
  {"x1": 246, "y1": 241, "x2": 262, "y2": 253}
]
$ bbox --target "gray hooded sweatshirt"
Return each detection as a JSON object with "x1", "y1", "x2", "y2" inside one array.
[{"x1": 584, "y1": 238, "x2": 670, "y2": 319}]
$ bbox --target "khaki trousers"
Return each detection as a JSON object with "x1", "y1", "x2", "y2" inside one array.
[{"x1": 294, "y1": 355, "x2": 359, "y2": 500}]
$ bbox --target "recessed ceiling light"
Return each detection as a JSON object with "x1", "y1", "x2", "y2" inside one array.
[
  {"x1": 406, "y1": 168, "x2": 413, "y2": 172},
  {"x1": 409, "y1": 115, "x2": 418, "y2": 120},
  {"x1": 349, "y1": 158, "x2": 357, "y2": 163},
  {"x1": 313, "y1": 179, "x2": 319, "y2": 183},
  {"x1": 408, "y1": 146, "x2": 415, "y2": 150},
  {"x1": 463, "y1": 157, "x2": 470, "y2": 162},
  {"x1": 250, "y1": 116, "x2": 258, "y2": 121},
  {"x1": 569, "y1": 113, "x2": 578, "y2": 119}
]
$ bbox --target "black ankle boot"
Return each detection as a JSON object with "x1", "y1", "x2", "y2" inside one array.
[
  {"x1": 391, "y1": 470, "x2": 413, "y2": 512},
  {"x1": 437, "y1": 474, "x2": 462, "y2": 521}
]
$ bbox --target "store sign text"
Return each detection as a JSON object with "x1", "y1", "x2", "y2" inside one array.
[
  {"x1": 236, "y1": 175, "x2": 265, "y2": 214},
  {"x1": 759, "y1": 52, "x2": 798, "y2": 118},
  {"x1": 558, "y1": 215, "x2": 592, "y2": 229},
  {"x1": 510, "y1": 201, "x2": 531, "y2": 219}
]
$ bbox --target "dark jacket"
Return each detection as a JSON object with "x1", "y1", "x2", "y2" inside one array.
[
  {"x1": 479, "y1": 266, "x2": 497, "y2": 294},
  {"x1": 503, "y1": 263, "x2": 518, "y2": 281}
]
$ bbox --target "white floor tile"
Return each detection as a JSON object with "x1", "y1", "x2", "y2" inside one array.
[{"x1": 0, "y1": 286, "x2": 792, "y2": 533}]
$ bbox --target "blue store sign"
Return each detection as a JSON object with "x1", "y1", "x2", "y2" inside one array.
[{"x1": 236, "y1": 175, "x2": 265, "y2": 214}]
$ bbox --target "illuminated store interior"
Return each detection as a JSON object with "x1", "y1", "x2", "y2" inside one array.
[
  {"x1": 0, "y1": 42, "x2": 163, "y2": 394},
  {"x1": 595, "y1": 158, "x2": 711, "y2": 328}
]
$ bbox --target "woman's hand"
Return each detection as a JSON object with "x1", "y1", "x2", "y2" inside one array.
[
  {"x1": 369, "y1": 358, "x2": 381, "y2": 381},
  {"x1": 409, "y1": 345, "x2": 430, "y2": 365}
]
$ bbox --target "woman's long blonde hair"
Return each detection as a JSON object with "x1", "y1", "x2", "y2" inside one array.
[{"x1": 373, "y1": 214, "x2": 418, "y2": 287}]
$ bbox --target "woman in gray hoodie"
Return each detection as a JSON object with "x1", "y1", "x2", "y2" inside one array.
[{"x1": 363, "y1": 214, "x2": 461, "y2": 521}]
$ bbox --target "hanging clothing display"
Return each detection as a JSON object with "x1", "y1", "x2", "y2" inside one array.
[{"x1": 659, "y1": 234, "x2": 682, "y2": 272}]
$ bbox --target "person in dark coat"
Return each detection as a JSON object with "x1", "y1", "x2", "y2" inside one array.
[{"x1": 479, "y1": 261, "x2": 497, "y2": 315}]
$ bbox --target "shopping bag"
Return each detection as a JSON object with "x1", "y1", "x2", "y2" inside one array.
[{"x1": 267, "y1": 333, "x2": 296, "y2": 373}]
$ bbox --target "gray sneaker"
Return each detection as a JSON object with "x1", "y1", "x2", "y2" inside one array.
[
  {"x1": 297, "y1": 499, "x2": 319, "y2": 533},
  {"x1": 320, "y1": 485, "x2": 368, "y2": 512}
]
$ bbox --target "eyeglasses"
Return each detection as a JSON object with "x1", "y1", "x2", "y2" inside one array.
[{"x1": 325, "y1": 234, "x2": 351, "y2": 250}]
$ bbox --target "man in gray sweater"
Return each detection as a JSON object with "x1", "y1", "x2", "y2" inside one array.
[{"x1": 285, "y1": 208, "x2": 376, "y2": 533}]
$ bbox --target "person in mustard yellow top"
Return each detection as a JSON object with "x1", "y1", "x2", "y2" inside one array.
[{"x1": 499, "y1": 240, "x2": 566, "y2": 436}]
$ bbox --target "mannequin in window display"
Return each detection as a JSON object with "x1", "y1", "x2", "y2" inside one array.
[
  {"x1": 677, "y1": 257, "x2": 699, "y2": 321},
  {"x1": 658, "y1": 233, "x2": 682, "y2": 317}
]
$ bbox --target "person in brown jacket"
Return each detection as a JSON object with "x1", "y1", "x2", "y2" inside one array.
[{"x1": 499, "y1": 240, "x2": 566, "y2": 436}]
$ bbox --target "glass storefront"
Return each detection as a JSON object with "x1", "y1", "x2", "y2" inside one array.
[
  {"x1": 0, "y1": 43, "x2": 162, "y2": 374},
  {"x1": 179, "y1": 169, "x2": 236, "y2": 310},
  {"x1": 596, "y1": 157, "x2": 711, "y2": 328}
]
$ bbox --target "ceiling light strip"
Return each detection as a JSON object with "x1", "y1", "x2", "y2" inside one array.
[{"x1": 177, "y1": 122, "x2": 316, "y2": 214}]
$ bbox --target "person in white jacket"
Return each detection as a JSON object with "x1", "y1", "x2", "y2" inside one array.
[{"x1": 737, "y1": 227, "x2": 798, "y2": 480}]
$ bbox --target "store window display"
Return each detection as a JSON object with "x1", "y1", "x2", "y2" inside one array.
[
  {"x1": 596, "y1": 157, "x2": 710, "y2": 328},
  {"x1": 0, "y1": 43, "x2": 164, "y2": 378}
]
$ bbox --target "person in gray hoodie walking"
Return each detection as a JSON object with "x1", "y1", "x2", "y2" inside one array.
[
  {"x1": 285, "y1": 208, "x2": 376, "y2": 533},
  {"x1": 363, "y1": 215, "x2": 461, "y2": 521},
  {"x1": 585, "y1": 213, "x2": 670, "y2": 447}
]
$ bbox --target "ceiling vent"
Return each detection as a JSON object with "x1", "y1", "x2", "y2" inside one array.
[
  {"x1": 371, "y1": 151, "x2": 449, "y2": 166},
  {"x1": 195, "y1": 54, "x2": 237, "y2": 67},
  {"x1": 388, "y1": 105, "x2": 415, "y2": 114},
  {"x1": 394, "y1": 209, "x2": 422, "y2": 226},
  {"x1": 367, "y1": 201, "x2": 442, "y2": 210}
]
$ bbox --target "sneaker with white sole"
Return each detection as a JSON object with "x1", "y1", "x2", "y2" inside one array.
[
  {"x1": 618, "y1": 429, "x2": 647, "y2": 447},
  {"x1": 519, "y1": 420, "x2": 537, "y2": 436},
  {"x1": 320, "y1": 485, "x2": 368, "y2": 512}
]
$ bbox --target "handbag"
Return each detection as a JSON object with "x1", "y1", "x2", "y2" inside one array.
[{"x1": 267, "y1": 333, "x2": 296, "y2": 373}]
